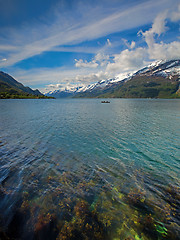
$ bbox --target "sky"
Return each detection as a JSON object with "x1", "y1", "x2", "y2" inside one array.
[{"x1": 0, "y1": 0, "x2": 180, "y2": 92}]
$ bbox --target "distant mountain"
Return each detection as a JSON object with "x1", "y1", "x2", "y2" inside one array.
[
  {"x1": 46, "y1": 59, "x2": 180, "y2": 99},
  {"x1": 0, "y1": 71, "x2": 50, "y2": 99},
  {"x1": 46, "y1": 86, "x2": 84, "y2": 98}
]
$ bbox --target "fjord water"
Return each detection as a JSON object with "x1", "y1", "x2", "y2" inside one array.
[{"x1": 0, "y1": 99, "x2": 179, "y2": 240}]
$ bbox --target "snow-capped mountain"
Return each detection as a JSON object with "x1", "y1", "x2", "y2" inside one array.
[
  {"x1": 46, "y1": 86, "x2": 84, "y2": 98},
  {"x1": 46, "y1": 72, "x2": 136, "y2": 98},
  {"x1": 76, "y1": 72, "x2": 135, "y2": 93},
  {"x1": 46, "y1": 59, "x2": 180, "y2": 98},
  {"x1": 136, "y1": 59, "x2": 180, "y2": 77}
]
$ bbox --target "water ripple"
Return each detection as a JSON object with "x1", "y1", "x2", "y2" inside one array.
[{"x1": 0, "y1": 99, "x2": 179, "y2": 239}]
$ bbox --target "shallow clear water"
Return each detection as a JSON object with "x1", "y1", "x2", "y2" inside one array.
[{"x1": 0, "y1": 98, "x2": 180, "y2": 240}]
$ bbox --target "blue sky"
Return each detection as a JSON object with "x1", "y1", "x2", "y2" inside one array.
[{"x1": 0, "y1": 0, "x2": 180, "y2": 92}]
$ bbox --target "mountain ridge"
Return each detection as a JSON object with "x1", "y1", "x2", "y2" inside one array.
[
  {"x1": 0, "y1": 71, "x2": 52, "y2": 99},
  {"x1": 46, "y1": 59, "x2": 180, "y2": 99}
]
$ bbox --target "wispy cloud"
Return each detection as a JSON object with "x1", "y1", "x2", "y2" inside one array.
[
  {"x1": 170, "y1": 3, "x2": 180, "y2": 21},
  {"x1": 73, "y1": 6, "x2": 180, "y2": 86},
  {"x1": 75, "y1": 52, "x2": 110, "y2": 68},
  {"x1": 0, "y1": 0, "x2": 176, "y2": 67},
  {"x1": 139, "y1": 9, "x2": 180, "y2": 60},
  {"x1": 75, "y1": 59, "x2": 99, "y2": 68},
  {"x1": 139, "y1": 11, "x2": 168, "y2": 48},
  {"x1": 10, "y1": 66, "x2": 103, "y2": 88},
  {"x1": 122, "y1": 39, "x2": 136, "y2": 49},
  {"x1": 106, "y1": 47, "x2": 148, "y2": 73},
  {"x1": 52, "y1": 46, "x2": 99, "y2": 54},
  {"x1": 1, "y1": 0, "x2": 180, "y2": 93}
]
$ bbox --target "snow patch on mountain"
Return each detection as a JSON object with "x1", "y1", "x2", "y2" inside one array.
[
  {"x1": 147, "y1": 60, "x2": 165, "y2": 68},
  {"x1": 46, "y1": 59, "x2": 180, "y2": 97}
]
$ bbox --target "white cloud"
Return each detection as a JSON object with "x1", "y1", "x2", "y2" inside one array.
[
  {"x1": 107, "y1": 39, "x2": 112, "y2": 46},
  {"x1": 75, "y1": 52, "x2": 110, "y2": 68},
  {"x1": 46, "y1": 84, "x2": 61, "y2": 89},
  {"x1": 64, "y1": 7, "x2": 180, "y2": 85},
  {"x1": 75, "y1": 59, "x2": 98, "y2": 68},
  {"x1": 139, "y1": 9, "x2": 180, "y2": 61},
  {"x1": 52, "y1": 45, "x2": 99, "y2": 54},
  {"x1": 0, "y1": 45, "x2": 17, "y2": 51},
  {"x1": 94, "y1": 53, "x2": 109, "y2": 62},
  {"x1": 106, "y1": 47, "x2": 148, "y2": 73},
  {"x1": 151, "y1": 11, "x2": 168, "y2": 35},
  {"x1": 95, "y1": 53, "x2": 110, "y2": 66},
  {"x1": 9, "y1": 64, "x2": 112, "y2": 94},
  {"x1": 44, "y1": 82, "x2": 87, "y2": 93},
  {"x1": 170, "y1": 4, "x2": 180, "y2": 21},
  {"x1": 122, "y1": 39, "x2": 136, "y2": 49},
  {"x1": 0, "y1": 0, "x2": 175, "y2": 67},
  {"x1": 130, "y1": 41, "x2": 136, "y2": 49},
  {"x1": 139, "y1": 11, "x2": 168, "y2": 48},
  {"x1": 2, "y1": 0, "x2": 180, "y2": 93},
  {"x1": 10, "y1": 65, "x2": 106, "y2": 88},
  {"x1": 1, "y1": 58, "x2": 7, "y2": 62},
  {"x1": 74, "y1": 71, "x2": 109, "y2": 83},
  {"x1": 148, "y1": 41, "x2": 180, "y2": 60}
]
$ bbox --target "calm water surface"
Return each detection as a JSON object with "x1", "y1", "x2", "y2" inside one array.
[{"x1": 0, "y1": 99, "x2": 180, "y2": 240}]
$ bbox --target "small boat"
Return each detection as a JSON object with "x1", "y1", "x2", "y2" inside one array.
[{"x1": 101, "y1": 101, "x2": 110, "y2": 103}]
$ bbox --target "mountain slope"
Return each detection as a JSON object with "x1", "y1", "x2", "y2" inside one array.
[
  {"x1": 47, "y1": 59, "x2": 180, "y2": 99},
  {"x1": 75, "y1": 59, "x2": 180, "y2": 99},
  {"x1": 98, "y1": 60, "x2": 180, "y2": 98},
  {"x1": 0, "y1": 71, "x2": 49, "y2": 99},
  {"x1": 46, "y1": 86, "x2": 84, "y2": 98},
  {"x1": 96, "y1": 75, "x2": 179, "y2": 98}
]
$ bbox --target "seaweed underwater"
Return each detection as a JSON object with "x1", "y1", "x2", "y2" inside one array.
[{"x1": 0, "y1": 160, "x2": 179, "y2": 240}]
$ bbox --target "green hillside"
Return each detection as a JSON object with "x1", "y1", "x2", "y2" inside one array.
[
  {"x1": 0, "y1": 71, "x2": 52, "y2": 99},
  {"x1": 75, "y1": 75, "x2": 180, "y2": 99}
]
